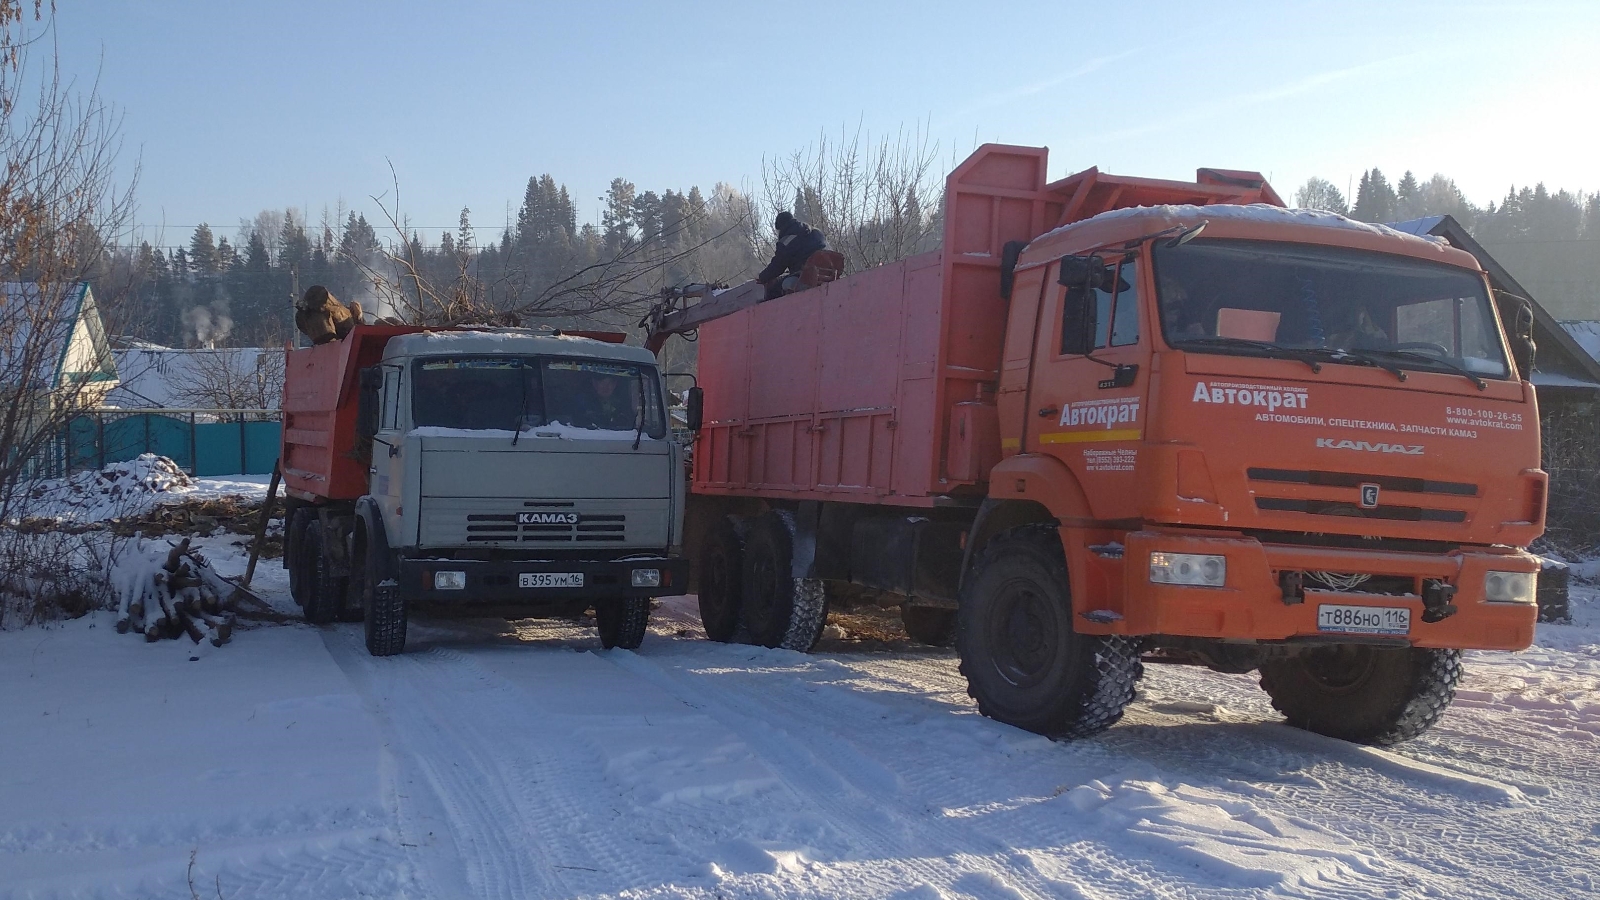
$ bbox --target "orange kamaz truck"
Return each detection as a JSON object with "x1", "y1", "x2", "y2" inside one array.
[{"x1": 647, "y1": 144, "x2": 1545, "y2": 745}]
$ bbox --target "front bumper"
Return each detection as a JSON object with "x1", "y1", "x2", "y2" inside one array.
[
  {"x1": 397, "y1": 555, "x2": 689, "y2": 604},
  {"x1": 1093, "y1": 529, "x2": 1539, "y2": 651}
]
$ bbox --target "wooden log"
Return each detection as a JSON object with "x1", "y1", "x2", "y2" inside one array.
[{"x1": 242, "y1": 462, "x2": 281, "y2": 588}]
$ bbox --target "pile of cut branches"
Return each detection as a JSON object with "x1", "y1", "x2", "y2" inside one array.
[{"x1": 113, "y1": 538, "x2": 236, "y2": 646}]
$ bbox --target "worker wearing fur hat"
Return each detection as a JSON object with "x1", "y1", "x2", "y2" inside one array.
[
  {"x1": 295, "y1": 285, "x2": 362, "y2": 345},
  {"x1": 757, "y1": 211, "x2": 827, "y2": 301}
]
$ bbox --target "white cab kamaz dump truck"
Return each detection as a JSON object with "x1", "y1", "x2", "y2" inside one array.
[{"x1": 278, "y1": 324, "x2": 692, "y2": 656}]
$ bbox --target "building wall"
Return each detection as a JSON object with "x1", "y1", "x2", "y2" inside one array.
[{"x1": 1537, "y1": 390, "x2": 1600, "y2": 554}]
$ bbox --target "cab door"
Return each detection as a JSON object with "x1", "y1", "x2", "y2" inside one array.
[
  {"x1": 369, "y1": 363, "x2": 406, "y2": 526},
  {"x1": 1025, "y1": 252, "x2": 1149, "y2": 519}
]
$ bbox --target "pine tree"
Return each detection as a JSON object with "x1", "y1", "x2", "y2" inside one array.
[
  {"x1": 602, "y1": 179, "x2": 637, "y2": 255},
  {"x1": 1351, "y1": 169, "x2": 1397, "y2": 222},
  {"x1": 189, "y1": 224, "x2": 219, "y2": 275},
  {"x1": 278, "y1": 212, "x2": 311, "y2": 272},
  {"x1": 686, "y1": 185, "x2": 708, "y2": 246},
  {"x1": 1395, "y1": 171, "x2": 1420, "y2": 220}
]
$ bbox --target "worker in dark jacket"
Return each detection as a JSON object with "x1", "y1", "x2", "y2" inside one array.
[{"x1": 757, "y1": 211, "x2": 827, "y2": 301}]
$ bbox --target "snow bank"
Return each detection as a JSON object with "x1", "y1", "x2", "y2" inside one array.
[
  {"x1": 1045, "y1": 202, "x2": 1448, "y2": 246},
  {"x1": 13, "y1": 455, "x2": 269, "y2": 524}
]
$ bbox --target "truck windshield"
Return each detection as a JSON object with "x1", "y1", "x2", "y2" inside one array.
[
  {"x1": 1153, "y1": 239, "x2": 1509, "y2": 379},
  {"x1": 412, "y1": 356, "x2": 666, "y2": 438}
]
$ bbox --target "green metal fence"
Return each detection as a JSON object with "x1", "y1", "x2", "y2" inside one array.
[{"x1": 41, "y1": 409, "x2": 281, "y2": 478}]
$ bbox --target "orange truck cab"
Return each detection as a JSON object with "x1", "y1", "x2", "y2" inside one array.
[{"x1": 662, "y1": 144, "x2": 1544, "y2": 746}]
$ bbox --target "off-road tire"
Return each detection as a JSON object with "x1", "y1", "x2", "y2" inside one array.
[
  {"x1": 364, "y1": 576, "x2": 407, "y2": 657},
  {"x1": 956, "y1": 524, "x2": 1142, "y2": 739},
  {"x1": 740, "y1": 510, "x2": 828, "y2": 651},
  {"x1": 698, "y1": 517, "x2": 744, "y2": 642},
  {"x1": 286, "y1": 509, "x2": 310, "y2": 606},
  {"x1": 299, "y1": 519, "x2": 342, "y2": 625},
  {"x1": 781, "y1": 576, "x2": 829, "y2": 653},
  {"x1": 1259, "y1": 645, "x2": 1463, "y2": 745},
  {"x1": 597, "y1": 598, "x2": 650, "y2": 650},
  {"x1": 902, "y1": 605, "x2": 957, "y2": 647}
]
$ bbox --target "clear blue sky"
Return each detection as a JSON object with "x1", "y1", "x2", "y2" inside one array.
[{"x1": 50, "y1": 0, "x2": 1600, "y2": 248}]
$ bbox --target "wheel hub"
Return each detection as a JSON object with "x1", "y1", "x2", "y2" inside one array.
[{"x1": 989, "y1": 579, "x2": 1058, "y2": 688}]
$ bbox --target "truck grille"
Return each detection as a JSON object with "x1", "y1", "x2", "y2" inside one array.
[
  {"x1": 464, "y1": 512, "x2": 628, "y2": 543},
  {"x1": 1254, "y1": 497, "x2": 1466, "y2": 523},
  {"x1": 1247, "y1": 468, "x2": 1477, "y2": 496},
  {"x1": 1248, "y1": 468, "x2": 1473, "y2": 525}
]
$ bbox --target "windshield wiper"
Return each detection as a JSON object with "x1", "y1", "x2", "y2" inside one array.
[
  {"x1": 1349, "y1": 348, "x2": 1489, "y2": 391},
  {"x1": 512, "y1": 361, "x2": 529, "y2": 446},
  {"x1": 1172, "y1": 337, "x2": 1332, "y2": 374},
  {"x1": 1174, "y1": 337, "x2": 1414, "y2": 382},
  {"x1": 632, "y1": 368, "x2": 646, "y2": 451},
  {"x1": 1317, "y1": 348, "x2": 1410, "y2": 383}
]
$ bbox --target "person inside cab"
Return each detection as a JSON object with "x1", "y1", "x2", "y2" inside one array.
[
  {"x1": 575, "y1": 370, "x2": 636, "y2": 431},
  {"x1": 757, "y1": 211, "x2": 828, "y2": 301}
]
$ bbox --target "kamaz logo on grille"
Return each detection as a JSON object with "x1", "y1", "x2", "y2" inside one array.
[
  {"x1": 517, "y1": 512, "x2": 579, "y2": 525},
  {"x1": 1316, "y1": 438, "x2": 1424, "y2": 455}
]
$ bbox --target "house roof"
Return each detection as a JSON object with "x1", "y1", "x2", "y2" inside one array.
[
  {"x1": 107, "y1": 345, "x2": 279, "y2": 409},
  {"x1": 1388, "y1": 215, "x2": 1600, "y2": 392},
  {"x1": 0, "y1": 282, "x2": 115, "y2": 391}
]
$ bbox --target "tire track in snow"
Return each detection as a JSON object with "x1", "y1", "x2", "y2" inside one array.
[
  {"x1": 624, "y1": 643, "x2": 1420, "y2": 900},
  {"x1": 608, "y1": 645, "x2": 1159, "y2": 900},
  {"x1": 1110, "y1": 662, "x2": 1600, "y2": 900},
  {"x1": 325, "y1": 630, "x2": 575, "y2": 900},
  {"x1": 327, "y1": 628, "x2": 740, "y2": 899}
]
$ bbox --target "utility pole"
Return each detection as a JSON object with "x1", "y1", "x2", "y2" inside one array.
[{"x1": 290, "y1": 264, "x2": 302, "y2": 349}]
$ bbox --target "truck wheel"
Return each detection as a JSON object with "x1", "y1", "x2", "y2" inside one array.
[
  {"x1": 1258, "y1": 645, "x2": 1463, "y2": 745},
  {"x1": 597, "y1": 598, "x2": 650, "y2": 650},
  {"x1": 698, "y1": 517, "x2": 744, "y2": 642},
  {"x1": 363, "y1": 549, "x2": 407, "y2": 657},
  {"x1": 740, "y1": 511, "x2": 828, "y2": 651},
  {"x1": 299, "y1": 519, "x2": 342, "y2": 625},
  {"x1": 286, "y1": 509, "x2": 310, "y2": 606},
  {"x1": 956, "y1": 524, "x2": 1142, "y2": 739},
  {"x1": 902, "y1": 605, "x2": 956, "y2": 647}
]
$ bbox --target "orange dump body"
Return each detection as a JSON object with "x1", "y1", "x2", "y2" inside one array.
[{"x1": 280, "y1": 325, "x2": 426, "y2": 502}]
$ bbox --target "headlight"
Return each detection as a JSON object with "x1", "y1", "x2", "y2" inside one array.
[
  {"x1": 433, "y1": 570, "x2": 466, "y2": 591},
  {"x1": 631, "y1": 568, "x2": 661, "y2": 588},
  {"x1": 1484, "y1": 570, "x2": 1536, "y2": 603},
  {"x1": 1150, "y1": 552, "x2": 1226, "y2": 587}
]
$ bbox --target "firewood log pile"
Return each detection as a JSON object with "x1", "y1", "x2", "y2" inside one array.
[{"x1": 113, "y1": 538, "x2": 237, "y2": 646}]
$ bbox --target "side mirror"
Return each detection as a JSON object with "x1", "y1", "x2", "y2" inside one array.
[
  {"x1": 685, "y1": 386, "x2": 704, "y2": 432},
  {"x1": 1057, "y1": 255, "x2": 1106, "y2": 356},
  {"x1": 1511, "y1": 299, "x2": 1537, "y2": 377},
  {"x1": 999, "y1": 240, "x2": 1028, "y2": 300},
  {"x1": 357, "y1": 366, "x2": 381, "y2": 441}
]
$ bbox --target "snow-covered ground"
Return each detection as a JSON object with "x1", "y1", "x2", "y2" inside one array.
[{"x1": 3, "y1": 554, "x2": 1599, "y2": 898}]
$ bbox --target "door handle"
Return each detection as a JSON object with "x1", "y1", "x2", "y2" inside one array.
[{"x1": 1037, "y1": 406, "x2": 1058, "y2": 418}]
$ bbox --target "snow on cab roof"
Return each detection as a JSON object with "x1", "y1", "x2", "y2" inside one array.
[
  {"x1": 383, "y1": 328, "x2": 657, "y2": 365},
  {"x1": 1043, "y1": 203, "x2": 1450, "y2": 247}
]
